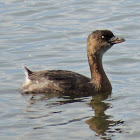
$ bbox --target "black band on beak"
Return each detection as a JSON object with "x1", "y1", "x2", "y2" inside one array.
[{"x1": 109, "y1": 37, "x2": 125, "y2": 45}]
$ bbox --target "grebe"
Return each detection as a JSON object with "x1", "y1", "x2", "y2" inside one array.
[{"x1": 20, "y1": 30, "x2": 125, "y2": 97}]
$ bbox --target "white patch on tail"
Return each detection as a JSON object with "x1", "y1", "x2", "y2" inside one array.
[{"x1": 23, "y1": 68, "x2": 31, "y2": 86}]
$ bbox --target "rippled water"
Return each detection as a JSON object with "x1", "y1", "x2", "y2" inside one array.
[{"x1": 0, "y1": 0, "x2": 140, "y2": 139}]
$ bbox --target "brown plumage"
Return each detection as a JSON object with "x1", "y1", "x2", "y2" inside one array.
[{"x1": 20, "y1": 30, "x2": 125, "y2": 97}]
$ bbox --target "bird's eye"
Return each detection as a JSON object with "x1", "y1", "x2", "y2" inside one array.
[{"x1": 101, "y1": 35, "x2": 105, "y2": 39}]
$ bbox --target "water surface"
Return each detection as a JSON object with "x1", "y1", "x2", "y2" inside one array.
[{"x1": 0, "y1": 0, "x2": 140, "y2": 139}]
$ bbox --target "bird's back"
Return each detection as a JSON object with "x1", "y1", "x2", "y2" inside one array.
[{"x1": 20, "y1": 68, "x2": 94, "y2": 97}]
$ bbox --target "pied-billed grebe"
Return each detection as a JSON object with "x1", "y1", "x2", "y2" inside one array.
[{"x1": 20, "y1": 30, "x2": 125, "y2": 97}]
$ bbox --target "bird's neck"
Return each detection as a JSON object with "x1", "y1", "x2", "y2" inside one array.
[{"x1": 88, "y1": 54, "x2": 112, "y2": 93}]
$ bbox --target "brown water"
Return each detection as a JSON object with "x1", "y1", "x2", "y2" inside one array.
[{"x1": 0, "y1": 0, "x2": 140, "y2": 139}]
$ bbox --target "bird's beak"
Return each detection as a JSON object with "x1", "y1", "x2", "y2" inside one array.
[{"x1": 109, "y1": 36, "x2": 125, "y2": 45}]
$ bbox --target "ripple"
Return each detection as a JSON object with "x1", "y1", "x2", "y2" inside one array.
[{"x1": 0, "y1": 0, "x2": 140, "y2": 139}]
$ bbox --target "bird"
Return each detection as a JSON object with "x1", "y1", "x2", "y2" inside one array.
[{"x1": 20, "y1": 30, "x2": 125, "y2": 97}]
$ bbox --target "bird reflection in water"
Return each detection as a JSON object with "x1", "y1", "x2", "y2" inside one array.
[
  {"x1": 23, "y1": 93, "x2": 124, "y2": 139},
  {"x1": 86, "y1": 93, "x2": 124, "y2": 139}
]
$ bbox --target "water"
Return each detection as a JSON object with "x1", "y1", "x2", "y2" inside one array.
[{"x1": 0, "y1": 0, "x2": 140, "y2": 139}]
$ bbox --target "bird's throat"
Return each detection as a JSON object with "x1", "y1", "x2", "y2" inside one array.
[{"x1": 88, "y1": 54, "x2": 112, "y2": 92}]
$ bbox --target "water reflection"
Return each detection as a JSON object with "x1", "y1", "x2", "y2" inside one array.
[
  {"x1": 86, "y1": 95, "x2": 124, "y2": 139},
  {"x1": 23, "y1": 93, "x2": 124, "y2": 139},
  {"x1": 24, "y1": 93, "x2": 85, "y2": 107}
]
